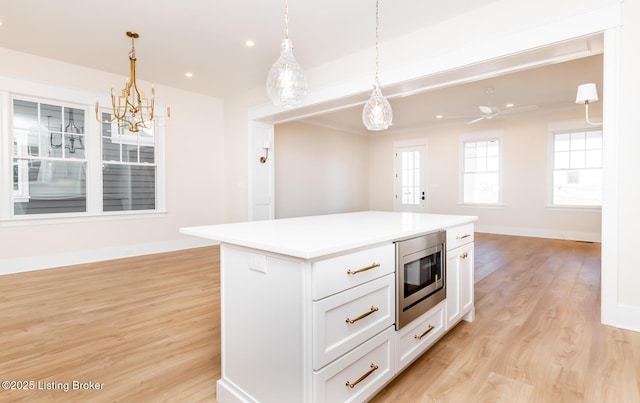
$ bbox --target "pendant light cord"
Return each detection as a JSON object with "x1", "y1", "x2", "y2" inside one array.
[
  {"x1": 284, "y1": 0, "x2": 289, "y2": 39},
  {"x1": 375, "y1": 0, "x2": 380, "y2": 83}
]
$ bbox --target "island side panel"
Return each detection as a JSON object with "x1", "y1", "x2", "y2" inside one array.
[{"x1": 218, "y1": 244, "x2": 307, "y2": 403}]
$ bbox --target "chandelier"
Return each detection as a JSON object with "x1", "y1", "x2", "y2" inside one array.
[
  {"x1": 266, "y1": 0, "x2": 308, "y2": 108},
  {"x1": 95, "y1": 31, "x2": 162, "y2": 133},
  {"x1": 362, "y1": 0, "x2": 393, "y2": 131}
]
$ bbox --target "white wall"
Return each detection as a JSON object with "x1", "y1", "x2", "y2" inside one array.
[
  {"x1": 274, "y1": 122, "x2": 369, "y2": 218},
  {"x1": 369, "y1": 109, "x2": 602, "y2": 241},
  {"x1": 0, "y1": 48, "x2": 225, "y2": 272}
]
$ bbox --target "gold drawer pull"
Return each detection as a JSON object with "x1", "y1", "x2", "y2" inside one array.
[
  {"x1": 414, "y1": 325, "x2": 435, "y2": 340},
  {"x1": 345, "y1": 363, "x2": 379, "y2": 389},
  {"x1": 345, "y1": 306, "x2": 379, "y2": 324},
  {"x1": 456, "y1": 234, "x2": 472, "y2": 240},
  {"x1": 347, "y1": 262, "x2": 380, "y2": 275},
  {"x1": 460, "y1": 252, "x2": 469, "y2": 259}
]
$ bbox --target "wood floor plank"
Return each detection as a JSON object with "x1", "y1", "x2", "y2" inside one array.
[{"x1": 1, "y1": 234, "x2": 639, "y2": 402}]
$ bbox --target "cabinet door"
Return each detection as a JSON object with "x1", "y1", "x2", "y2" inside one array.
[
  {"x1": 459, "y1": 243, "x2": 474, "y2": 317},
  {"x1": 446, "y1": 242, "x2": 474, "y2": 329},
  {"x1": 446, "y1": 248, "x2": 461, "y2": 328}
]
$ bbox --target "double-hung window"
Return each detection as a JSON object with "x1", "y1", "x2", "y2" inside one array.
[
  {"x1": 551, "y1": 129, "x2": 602, "y2": 207},
  {"x1": 461, "y1": 134, "x2": 502, "y2": 205},
  {"x1": 12, "y1": 99, "x2": 87, "y2": 215}
]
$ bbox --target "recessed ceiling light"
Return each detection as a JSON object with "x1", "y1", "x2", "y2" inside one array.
[
  {"x1": 185, "y1": 72, "x2": 193, "y2": 78},
  {"x1": 245, "y1": 40, "x2": 255, "y2": 47},
  {"x1": 436, "y1": 115, "x2": 443, "y2": 119},
  {"x1": 505, "y1": 103, "x2": 514, "y2": 108}
]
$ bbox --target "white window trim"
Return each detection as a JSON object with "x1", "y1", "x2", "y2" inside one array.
[
  {"x1": 546, "y1": 120, "x2": 603, "y2": 210},
  {"x1": 0, "y1": 77, "x2": 167, "y2": 225},
  {"x1": 459, "y1": 129, "x2": 504, "y2": 206}
]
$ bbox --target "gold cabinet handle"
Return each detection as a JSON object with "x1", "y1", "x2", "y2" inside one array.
[
  {"x1": 345, "y1": 363, "x2": 379, "y2": 389},
  {"x1": 414, "y1": 325, "x2": 435, "y2": 340},
  {"x1": 460, "y1": 252, "x2": 469, "y2": 259},
  {"x1": 456, "y1": 234, "x2": 471, "y2": 240},
  {"x1": 345, "y1": 306, "x2": 379, "y2": 324},
  {"x1": 347, "y1": 262, "x2": 380, "y2": 275}
]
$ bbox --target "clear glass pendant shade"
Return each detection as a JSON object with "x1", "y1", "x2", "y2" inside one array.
[
  {"x1": 362, "y1": 81, "x2": 393, "y2": 131},
  {"x1": 266, "y1": 39, "x2": 308, "y2": 108}
]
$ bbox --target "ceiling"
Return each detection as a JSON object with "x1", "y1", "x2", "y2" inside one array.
[
  {"x1": 0, "y1": 0, "x2": 503, "y2": 98},
  {"x1": 0, "y1": 1, "x2": 603, "y2": 134}
]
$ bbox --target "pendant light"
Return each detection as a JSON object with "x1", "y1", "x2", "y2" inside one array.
[
  {"x1": 362, "y1": 0, "x2": 393, "y2": 131},
  {"x1": 266, "y1": 0, "x2": 308, "y2": 108}
]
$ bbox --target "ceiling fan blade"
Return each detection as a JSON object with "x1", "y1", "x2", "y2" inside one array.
[
  {"x1": 467, "y1": 116, "x2": 485, "y2": 124},
  {"x1": 478, "y1": 105, "x2": 494, "y2": 114}
]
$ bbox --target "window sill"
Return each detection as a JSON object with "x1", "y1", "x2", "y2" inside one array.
[
  {"x1": 0, "y1": 210, "x2": 168, "y2": 227},
  {"x1": 544, "y1": 205, "x2": 602, "y2": 213}
]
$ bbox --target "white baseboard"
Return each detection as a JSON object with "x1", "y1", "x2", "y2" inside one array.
[
  {"x1": 475, "y1": 224, "x2": 601, "y2": 243},
  {"x1": 0, "y1": 237, "x2": 219, "y2": 276},
  {"x1": 603, "y1": 304, "x2": 640, "y2": 333}
]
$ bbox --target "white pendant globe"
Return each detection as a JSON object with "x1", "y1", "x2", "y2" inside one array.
[
  {"x1": 362, "y1": 81, "x2": 393, "y2": 131},
  {"x1": 266, "y1": 39, "x2": 308, "y2": 108}
]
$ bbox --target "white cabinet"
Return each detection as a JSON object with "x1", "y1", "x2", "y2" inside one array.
[
  {"x1": 395, "y1": 300, "x2": 445, "y2": 371},
  {"x1": 446, "y1": 224, "x2": 475, "y2": 329},
  {"x1": 216, "y1": 242, "x2": 395, "y2": 403}
]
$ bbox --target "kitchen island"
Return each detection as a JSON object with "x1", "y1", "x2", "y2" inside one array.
[{"x1": 181, "y1": 211, "x2": 477, "y2": 403}]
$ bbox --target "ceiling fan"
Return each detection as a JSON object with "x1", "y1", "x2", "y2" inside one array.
[
  {"x1": 442, "y1": 88, "x2": 538, "y2": 124},
  {"x1": 463, "y1": 104, "x2": 539, "y2": 124}
]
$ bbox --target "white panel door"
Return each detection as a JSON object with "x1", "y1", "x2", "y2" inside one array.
[{"x1": 394, "y1": 144, "x2": 427, "y2": 213}]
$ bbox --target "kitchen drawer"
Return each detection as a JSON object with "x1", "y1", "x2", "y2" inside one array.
[
  {"x1": 312, "y1": 243, "x2": 394, "y2": 300},
  {"x1": 313, "y1": 274, "x2": 395, "y2": 370},
  {"x1": 446, "y1": 223, "x2": 474, "y2": 251},
  {"x1": 314, "y1": 326, "x2": 395, "y2": 403},
  {"x1": 395, "y1": 301, "x2": 445, "y2": 371}
]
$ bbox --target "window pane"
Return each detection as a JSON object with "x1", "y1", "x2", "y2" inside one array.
[
  {"x1": 555, "y1": 133, "x2": 570, "y2": 152},
  {"x1": 13, "y1": 160, "x2": 87, "y2": 215},
  {"x1": 103, "y1": 164, "x2": 156, "y2": 211},
  {"x1": 487, "y1": 156, "x2": 499, "y2": 172},
  {"x1": 477, "y1": 142, "x2": 487, "y2": 157},
  {"x1": 570, "y1": 150, "x2": 585, "y2": 169},
  {"x1": 555, "y1": 151, "x2": 570, "y2": 169},
  {"x1": 487, "y1": 140, "x2": 499, "y2": 157},
  {"x1": 464, "y1": 142, "x2": 476, "y2": 157},
  {"x1": 465, "y1": 157, "x2": 476, "y2": 172},
  {"x1": 463, "y1": 172, "x2": 499, "y2": 204},
  {"x1": 570, "y1": 132, "x2": 585, "y2": 150},
  {"x1": 553, "y1": 169, "x2": 602, "y2": 206},
  {"x1": 585, "y1": 149, "x2": 602, "y2": 168},
  {"x1": 586, "y1": 131, "x2": 602, "y2": 149}
]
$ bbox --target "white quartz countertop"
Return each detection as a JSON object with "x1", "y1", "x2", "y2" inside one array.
[{"x1": 180, "y1": 211, "x2": 477, "y2": 260}]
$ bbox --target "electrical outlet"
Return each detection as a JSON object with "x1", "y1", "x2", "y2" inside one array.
[{"x1": 249, "y1": 253, "x2": 267, "y2": 274}]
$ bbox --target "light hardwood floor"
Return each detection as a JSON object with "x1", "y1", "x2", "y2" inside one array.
[{"x1": 1, "y1": 234, "x2": 639, "y2": 402}]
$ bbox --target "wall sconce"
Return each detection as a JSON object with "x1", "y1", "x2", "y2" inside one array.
[
  {"x1": 575, "y1": 83, "x2": 602, "y2": 126},
  {"x1": 259, "y1": 140, "x2": 271, "y2": 164}
]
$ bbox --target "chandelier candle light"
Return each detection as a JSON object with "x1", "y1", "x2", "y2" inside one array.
[
  {"x1": 96, "y1": 31, "x2": 168, "y2": 133},
  {"x1": 362, "y1": 0, "x2": 393, "y2": 131},
  {"x1": 266, "y1": 0, "x2": 308, "y2": 108}
]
